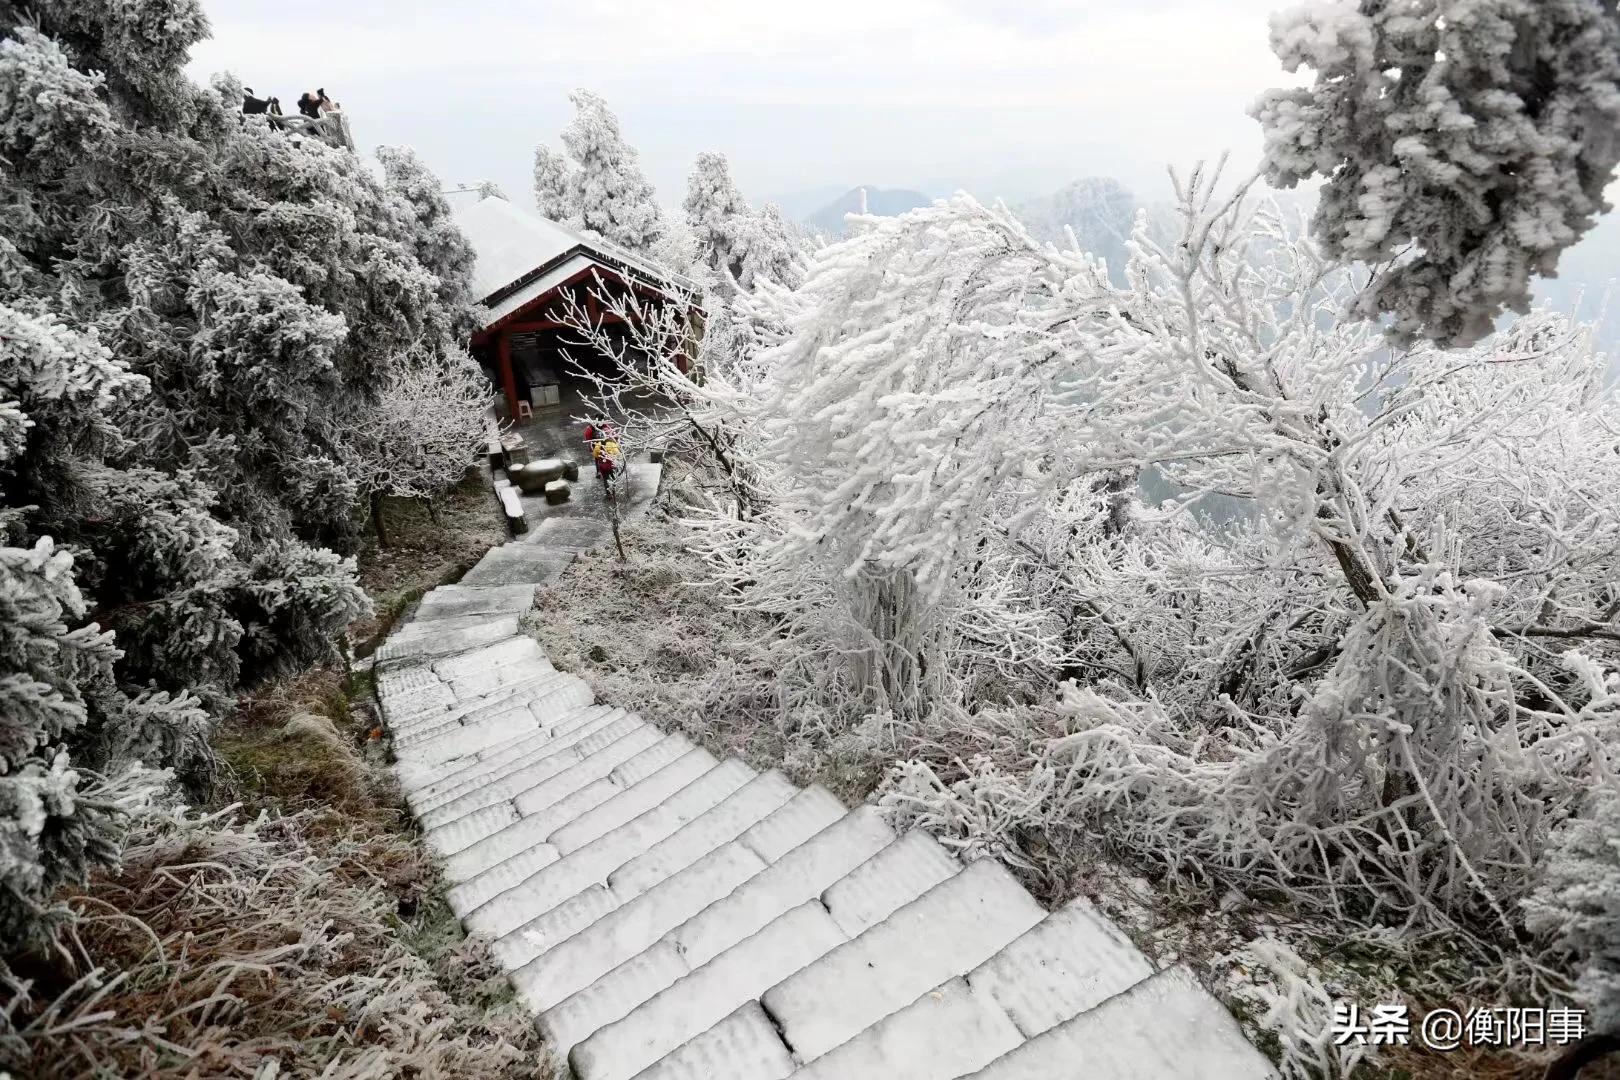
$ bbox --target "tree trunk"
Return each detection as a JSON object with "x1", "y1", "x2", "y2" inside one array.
[
  {"x1": 371, "y1": 493, "x2": 389, "y2": 547},
  {"x1": 425, "y1": 497, "x2": 440, "y2": 526}
]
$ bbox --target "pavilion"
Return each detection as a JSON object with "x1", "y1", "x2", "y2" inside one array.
[{"x1": 447, "y1": 193, "x2": 697, "y2": 423}]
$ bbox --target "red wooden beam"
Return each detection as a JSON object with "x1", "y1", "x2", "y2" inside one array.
[{"x1": 496, "y1": 330, "x2": 520, "y2": 424}]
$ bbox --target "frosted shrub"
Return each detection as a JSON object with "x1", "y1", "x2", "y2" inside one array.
[{"x1": 1527, "y1": 786, "x2": 1620, "y2": 1034}]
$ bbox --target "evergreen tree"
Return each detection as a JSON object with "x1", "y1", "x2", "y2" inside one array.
[
  {"x1": 684, "y1": 151, "x2": 751, "y2": 289},
  {"x1": 1252, "y1": 0, "x2": 1620, "y2": 345},
  {"x1": 531, "y1": 90, "x2": 665, "y2": 252},
  {"x1": 0, "y1": 0, "x2": 481, "y2": 947}
]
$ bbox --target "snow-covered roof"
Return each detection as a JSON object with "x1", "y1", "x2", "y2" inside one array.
[{"x1": 448, "y1": 195, "x2": 688, "y2": 332}]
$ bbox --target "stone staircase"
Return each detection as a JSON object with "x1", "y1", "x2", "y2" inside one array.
[{"x1": 374, "y1": 515, "x2": 1280, "y2": 1080}]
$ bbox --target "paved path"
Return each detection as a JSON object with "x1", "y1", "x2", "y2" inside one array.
[{"x1": 374, "y1": 509, "x2": 1279, "y2": 1080}]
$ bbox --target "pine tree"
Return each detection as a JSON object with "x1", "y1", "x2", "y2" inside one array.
[
  {"x1": 684, "y1": 151, "x2": 751, "y2": 289},
  {"x1": 531, "y1": 90, "x2": 666, "y2": 252},
  {"x1": 0, "y1": 1, "x2": 482, "y2": 948}
]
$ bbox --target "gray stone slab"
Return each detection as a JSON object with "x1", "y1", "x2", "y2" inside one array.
[
  {"x1": 790, "y1": 976, "x2": 1023, "y2": 1080},
  {"x1": 524, "y1": 516, "x2": 613, "y2": 550},
  {"x1": 571, "y1": 900, "x2": 847, "y2": 1080},
  {"x1": 670, "y1": 804, "x2": 893, "y2": 970},
  {"x1": 960, "y1": 967, "x2": 1280, "y2": 1080},
  {"x1": 820, "y1": 829, "x2": 961, "y2": 938},
  {"x1": 760, "y1": 858, "x2": 1045, "y2": 1063},
  {"x1": 630, "y1": 1003, "x2": 795, "y2": 1080},
  {"x1": 459, "y1": 546, "x2": 576, "y2": 586},
  {"x1": 966, "y1": 897, "x2": 1155, "y2": 1037}
]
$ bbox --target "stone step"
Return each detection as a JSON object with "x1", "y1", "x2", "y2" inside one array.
[
  {"x1": 789, "y1": 976, "x2": 1020, "y2": 1080},
  {"x1": 466, "y1": 752, "x2": 740, "y2": 939},
  {"x1": 373, "y1": 615, "x2": 521, "y2": 665},
  {"x1": 966, "y1": 896, "x2": 1155, "y2": 1037},
  {"x1": 570, "y1": 900, "x2": 848, "y2": 1080},
  {"x1": 412, "y1": 582, "x2": 538, "y2": 620},
  {"x1": 819, "y1": 828, "x2": 961, "y2": 938},
  {"x1": 515, "y1": 836, "x2": 766, "y2": 1013},
  {"x1": 959, "y1": 966, "x2": 1279, "y2": 1080},
  {"x1": 539, "y1": 940, "x2": 691, "y2": 1059},
  {"x1": 491, "y1": 880, "x2": 622, "y2": 971},
  {"x1": 460, "y1": 545, "x2": 576, "y2": 586},
  {"x1": 400, "y1": 676, "x2": 595, "y2": 767},
  {"x1": 633, "y1": 1003, "x2": 795, "y2": 1080},
  {"x1": 418, "y1": 714, "x2": 650, "y2": 828},
  {"x1": 788, "y1": 898, "x2": 1154, "y2": 1080},
  {"x1": 444, "y1": 735, "x2": 686, "y2": 917},
  {"x1": 425, "y1": 800, "x2": 519, "y2": 858},
  {"x1": 390, "y1": 668, "x2": 585, "y2": 744},
  {"x1": 512, "y1": 729, "x2": 684, "y2": 818},
  {"x1": 608, "y1": 770, "x2": 798, "y2": 899},
  {"x1": 531, "y1": 790, "x2": 860, "y2": 1052},
  {"x1": 667, "y1": 802, "x2": 892, "y2": 970},
  {"x1": 405, "y1": 705, "x2": 626, "y2": 805},
  {"x1": 448, "y1": 735, "x2": 698, "y2": 916},
  {"x1": 446, "y1": 782, "x2": 618, "y2": 890},
  {"x1": 392, "y1": 668, "x2": 572, "y2": 739},
  {"x1": 431, "y1": 635, "x2": 549, "y2": 683},
  {"x1": 760, "y1": 858, "x2": 1046, "y2": 1064},
  {"x1": 521, "y1": 516, "x2": 612, "y2": 550}
]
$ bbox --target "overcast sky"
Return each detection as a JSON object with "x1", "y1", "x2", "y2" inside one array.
[{"x1": 186, "y1": 0, "x2": 1299, "y2": 213}]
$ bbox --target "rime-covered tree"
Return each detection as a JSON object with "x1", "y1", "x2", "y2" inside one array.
[
  {"x1": 0, "y1": 0, "x2": 480, "y2": 946},
  {"x1": 1252, "y1": 0, "x2": 1620, "y2": 345},
  {"x1": 0, "y1": 304, "x2": 210, "y2": 947},
  {"x1": 684, "y1": 151, "x2": 752, "y2": 289},
  {"x1": 533, "y1": 143, "x2": 573, "y2": 222},
  {"x1": 530, "y1": 89, "x2": 665, "y2": 252},
  {"x1": 1014, "y1": 177, "x2": 1137, "y2": 284}
]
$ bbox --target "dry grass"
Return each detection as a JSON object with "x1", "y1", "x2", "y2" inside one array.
[
  {"x1": 6, "y1": 806, "x2": 554, "y2": 1079},
  {"x1": 1, "y1": 472, "x2": 553, "y2": 1079},
  {"x1": 524, "y1": 516, "x2": 885, "y2": 802},
  {"x1": 350, "y1": 471, "x2": 505, "y2": 653}
]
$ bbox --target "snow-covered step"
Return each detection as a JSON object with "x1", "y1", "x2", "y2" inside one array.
[
  {"x1": 966, "y1": 896, "x2": 1155, "y2": 1035},
  {"x1": 394, "y1": 668, "x2": 573, "y2": 739},
  {"x1": 760, "y1": 858, "x2": 1045, "y2": 1063},
  {"x1": 395, "y1": 672, "x2": 593, "y2": 754},
  {"x1": 511, "y1": 729, "x2": 684, "y2": 818},
  {"x1": 401, "y1": 678, "x2": 594, "y2": 767},
  {"x1": 788, "y1": 898, "x2": 1155, "y2": 1079},
  {"x1": 570, "y1": 900, "x2": 848, "y2": 1080},
  {"x1": 466, "y1": 752, "x2": 739, "y2": 938},
  {"x1": 789, "y1": 976, "x2": 1021, "y2": 1080},
  {"x1": 425, "y1": 800, "x2": 519, "y2": 858},
  {"x1": 533, "y1": 787, "x2": 855, "y2": 1050},
  {"x1": 633, "y1": 1003, "x2": 795, "y2": 1080},
  {"x1": 374, "y1": 615, "x2": 521, "y2": 664},
  {"x1": 819, "y1": 828, "x2": 960, "y2": 937},
  {"x1": 407, "y1": 705, "x2": 627, "y2": 807},
  {"x1": 449, "y1": 738, "x2": 702, "y2": 919},
  {"x1": 667, "y1": 802, "x2": 892, "y2": 969},
  {"x1": 445, "y1": 733, "x2": 676, "y2": 917},
  {"x1": 514, "y1": 838, "x2": 767, "y2": 1013},
  {"x1": 607, "y1": 770, "x2": 798, "y2": 898},
  {"x1": 491, "y1": 881, "x2": 623, "y2": 971},
  {"x1": 960, "y1": 966, "x2": 1279, "y2": 1080},
  {"x1": 431, "y1": 635, "x2": 549, "y2": 682},
  {"x1": 418, "y1": 714, "x2": 651, "y2": 828},
  {"x1": 540, "y1": 939, "x2": 691, "y2": 1057}
]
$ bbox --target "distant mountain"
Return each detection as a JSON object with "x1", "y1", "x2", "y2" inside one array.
[
  {"x1": 767, "y1": 185, "x2": 851, "y2": 223},
  {"x1": 1013, "y1": 177, "x2": 1138, "y2": 284},
  {"x1": 805, "y1": 186, "x2": 930, "y2": 237}
]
